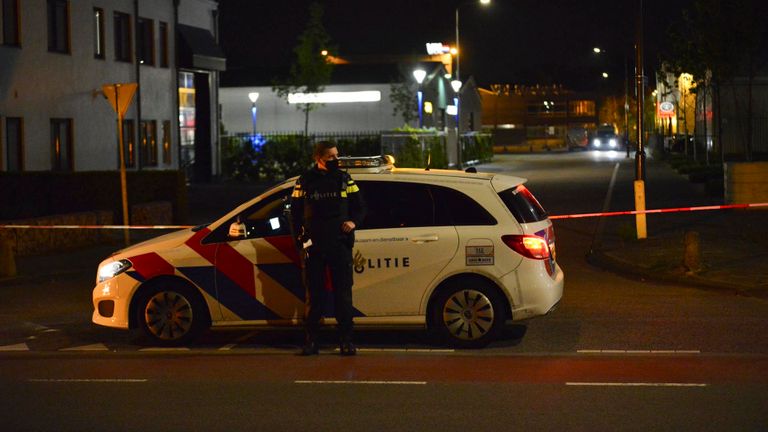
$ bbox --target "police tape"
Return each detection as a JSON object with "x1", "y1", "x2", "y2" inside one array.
[
  {"x1": 0, "y1": 202, "x2": 766, "y2": 229},
  {"x1": 0, "y1": 224, "x2": 194, "y2": 230},
  {"x1": 548, "y1": 202, "x2": 768, "y2": 220}
]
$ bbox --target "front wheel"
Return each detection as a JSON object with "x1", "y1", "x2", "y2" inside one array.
[
  {"x1": 134, "y1": 282, "x2": 209, "y2": 346},
  {"x1": 430, "y1": 280, "x2": 506, "y2": 349}
]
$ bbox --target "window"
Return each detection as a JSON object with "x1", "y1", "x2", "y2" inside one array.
[
  {"x1": 113, "y1": 12, "x2": 132, "y2": 62},
  {"x1": 569, "y1": 100, "x2": 596, "y2": 117},
  {"x1": 356, "y1": 181, "x2": 435, "y2": 230},
  {"x1": 2, "y1": 0, "x2": 20, "y2": 46},
  {"x1": 140, "y1": 120, "x2": 157, "y2": 166},
  {"x1": 159, "y1": 22, "x2": 169, "y2": 67},
  {"x1": 431, "y1": 185, "x2": 496, "y2": 226},
  {"x1": 498, "y1": 185, "x2": 548, "y2": 224},
  {"x1": 137, "y1": 17, "x2": 154, "y2": 65},
  {"x1": 204, "y1": 187, "x2": 293, "y2": 244},
  {"x1": 4, "y1": 117, "x2": 23, "y2": 171},
  {"x1": 51, "y1": 118, "x2": 73, "y2": 171},
  {"x1": 47, "y1": 0, "x2": 69, "y2": 53},
  {"x1": 93, "y1": 7, "x2": 104, "y2": 59},
  {"x1": 162, "y1": 120, "x2": 171, "y2": 164},
  {"x1": 120, "y1": 119, "x2": 135, "y2": 168}
]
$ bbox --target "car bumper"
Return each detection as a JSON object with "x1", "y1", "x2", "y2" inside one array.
[
  {"x1": 92, "y1": 272, "x2": 141, "y2": 329},
  {"x1": 506, "y1": 259, "x2": 564, "y2": 320}
]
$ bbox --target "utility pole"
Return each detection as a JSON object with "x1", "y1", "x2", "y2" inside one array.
[{"x1": 634, "y1": 0, "x2": 647, "y2": 239}]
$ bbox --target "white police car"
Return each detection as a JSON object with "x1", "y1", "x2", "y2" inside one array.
[{"x1": 92, "y1": 156, "x2": 563, "y2": 348}]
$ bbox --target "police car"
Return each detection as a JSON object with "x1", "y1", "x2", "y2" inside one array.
[{"x1": 92, "y1": 156, "x2": 563, "y2": 348}]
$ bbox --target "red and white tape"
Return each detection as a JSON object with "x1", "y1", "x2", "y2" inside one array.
[
  {"x1": 0, "y1": 202, "x2": 766, "y2": 229},
  {"x1": 548, "y1": 202, "x2": 768, "y2": 220},
  {"x1": 0, "y1": 224, "x2": 194, "y2": 230}
]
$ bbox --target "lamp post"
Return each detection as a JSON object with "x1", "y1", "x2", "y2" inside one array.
[
  {"x1": 413, "y1": 69, "x2": 427, "y2": 128},
  {"x1": 248, "y1": 92, "x2": 259, "y2": 139},
  {"x1": 455, "y1": 0, "x2": 491, "y2": 82},
  {"x1": 451, "y1": 79, "x2": 463, "y2": 167}
]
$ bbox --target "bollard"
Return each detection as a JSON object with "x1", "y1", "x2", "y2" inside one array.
[
  {"x1": 0, "y1": 240, "x2": 17, "y2": 278},
  {"x1": 683, "y1": 231, "x2": 702, "y2": 274}
]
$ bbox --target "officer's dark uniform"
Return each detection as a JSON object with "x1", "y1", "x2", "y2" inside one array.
[{"x1": 290, "y1": 165, "x2": 366, "y2": 350}]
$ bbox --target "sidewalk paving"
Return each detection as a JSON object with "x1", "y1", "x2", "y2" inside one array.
[{"x1": 587, "y1": 158, "x2": 768, "y2": 299}]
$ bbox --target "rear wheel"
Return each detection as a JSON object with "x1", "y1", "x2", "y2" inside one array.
[
  {"x1": 430, "y1": 279, "x2": 506, "y2": 348},
  {"x1": 134, "y1": 281, "x2": 209, "y2": 346}
]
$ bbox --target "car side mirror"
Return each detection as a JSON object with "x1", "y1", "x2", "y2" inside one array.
[{"x1": 228, "y1": 220, "x2": 246, "y2": 239}]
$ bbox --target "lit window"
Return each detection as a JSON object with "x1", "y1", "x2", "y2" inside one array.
[{"x1": 93, "y1": 7, "x2": 105, "y2": 59}]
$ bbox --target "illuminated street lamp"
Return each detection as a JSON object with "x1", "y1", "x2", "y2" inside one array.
[
  {"x1": 602, "y1": 72, "x2": 609, "y2": 79},
  {"x1": 413, "y1": 69, "x2": 427, "y2": 128},
  {"x1": 455, "y1": 0, "x2": 491, "y2": 81},
  {"x1": 248, "y1": 92, "x2": 259, "y2": 138},
  {"x1": 593, "y1": 47, "x2": 602, "y2": 54},
  {"x1": 451, "y1": 79, "x2": 462, "y2": 129}
]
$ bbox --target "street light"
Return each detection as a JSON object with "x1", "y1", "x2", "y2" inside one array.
[
  {"x1": 413, "y1": 69, "x2": 427, "y2": 128},
  {"x1": 455, "y1": 0, "x2": 491, "y2": 81},
  {"x1": 247, "y1": 92, "x2": 259, "y2": 138},
  {"x1": 451, "y1": 79, "x2": 462, "y2": 130}
]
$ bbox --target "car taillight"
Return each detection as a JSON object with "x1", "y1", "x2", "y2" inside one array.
[{"x1": 502, "y1": 235, "x2": 551, "y2": 260}]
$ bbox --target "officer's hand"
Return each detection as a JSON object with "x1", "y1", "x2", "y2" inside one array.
[{"x1": 341, "y1": 221, "x2": 355, "y2": 233}]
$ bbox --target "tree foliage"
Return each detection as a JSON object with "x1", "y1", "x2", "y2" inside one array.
[{"x1": 273, "y1": 2, "x2": 335, "y2": 136}]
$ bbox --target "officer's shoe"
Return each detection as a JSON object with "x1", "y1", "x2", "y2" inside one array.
[
  {"x1": 299, "y1": 341, "x2": 319, "y2": 356},
  {"x1": 339, "y1": 340, "x2": 357, "y2": 356}
]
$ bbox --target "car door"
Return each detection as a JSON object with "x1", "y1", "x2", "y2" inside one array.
[
  {"x1": 352, "y1": 180, "x2": 459, "y2": 316},
  {"x1": 202, "y1": 186, "x2": 305, "y2": 323}
]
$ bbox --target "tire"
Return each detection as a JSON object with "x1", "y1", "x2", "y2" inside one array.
[
  {"x1": 134, "y1": 280, "x2": 209, "y2": 346},
  {"x1": 430, "y1": 279, "x2": 507, "y2": 349}
]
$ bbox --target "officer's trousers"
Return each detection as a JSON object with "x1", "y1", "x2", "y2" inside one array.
[{"x1": 304, "y1": 243, "x2": 354, "y2": 341}]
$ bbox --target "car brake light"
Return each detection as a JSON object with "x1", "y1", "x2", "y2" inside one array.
[{"x1": 502, "y1": 235, "x2": 550, "y2": 260}]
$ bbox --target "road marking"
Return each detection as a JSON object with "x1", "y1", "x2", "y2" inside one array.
[
  {"x1": 138, "y1": 347, "x2": 190, "y2": 352},
  {"x1": 0, "y1": 343, "x2": 30, "y2": 351},
  {"x1": 354, "y1": 348, "x2": 455, "y2": 353},
  {"x1": 28, "y1": 379, "x2": 148, "y2": 383},
  {"x1": 60, "y1": 343, "x2": 110, "y2": 352},
  {"x1": 219, "y1": 344, "x2": 237, "y2": 351},
  {"x1": 577, "y1": 350, "x2": 701, "y2": 354},
  {"x1": 566, "y1": 382, "x2": 708, "y2": 387},
  {"x1": 295, "y1": 380, "x2": 427, "y2": 385}
]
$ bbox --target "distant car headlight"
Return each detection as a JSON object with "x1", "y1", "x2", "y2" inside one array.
[
  {"x1": 98, "y1": 259, "x2": 132, "y2": 283},
  {"x1": 609, "y1": 138, "x2": 617, "y2": 147},
  {"x1": 593, "y1": 139, "x2": 601, "y2": 147}
]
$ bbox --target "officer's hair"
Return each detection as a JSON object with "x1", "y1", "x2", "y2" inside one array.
[{"x1": 313, "y1": 141, "x2": 337, "y2": 160}]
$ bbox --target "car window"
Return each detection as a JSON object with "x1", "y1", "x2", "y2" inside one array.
[
  {"x1": 203, "y1": 187, "x2": 292, "y2": 244},
  {"x1": 431, "y1": 185, "x2": 497, "y2": 226},
  {"x1": 356, "y1": 181, "x2": 435, "y2": 229},
  {"x1": 497, "y1": 185, "x2": 548, "y2": 223}
]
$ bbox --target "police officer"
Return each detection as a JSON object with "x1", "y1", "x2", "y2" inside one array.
[{"x1": 290, "y1": 141, "x2": 366, "y2": 356}]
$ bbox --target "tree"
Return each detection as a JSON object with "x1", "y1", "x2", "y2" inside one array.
[
  {"x1": 389, "y1": 79, "x2": 418, "y2": 127},
  {"x1": 273, "y1": 3, "x2": 335, "y2": 136}
]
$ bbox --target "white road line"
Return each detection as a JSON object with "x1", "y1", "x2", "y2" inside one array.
[
  {"x1": 295, "y1": 380, "x2": 427, "y2": 385},
  {"x1": 138, "y1": 347, "x2": 190, "y2": 352},
  {"x1": 577, "y1": 350, "x2": 701, "y2": 354},
  {"x1": 355, "y1": 348, "x2": 455, "y2": 353},
  {"x1": 60, "y1": 343, "x2": 110, "y2": 352},
  {"x1": 28, "y1": 379, "x2": 148, "y2": 383},
  {"x1": 566, "y1": 382, "x2": 708, "y2": 387},
  {"x1": 0, "y1": 343, "x2": 30, "y2": 352},
  {"x1": 219, "y1": 344, "x2": 237, "y2": 351}
]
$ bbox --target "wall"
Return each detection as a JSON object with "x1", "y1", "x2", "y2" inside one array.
[
  {"x1": 0, "y1": 0, "x2": 178, "y2": 172},
  {"x1": 220, "y1": 84, "x2": 404, "y2": 134}
]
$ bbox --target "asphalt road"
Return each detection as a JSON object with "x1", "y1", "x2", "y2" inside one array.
[{"x1": 1, "y1": 151, "x2": 767, "y2": 431}]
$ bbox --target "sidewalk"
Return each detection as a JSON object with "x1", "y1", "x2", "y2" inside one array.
[{"x1": 587, "y1": 159, "x2": 768, "y2": 299}]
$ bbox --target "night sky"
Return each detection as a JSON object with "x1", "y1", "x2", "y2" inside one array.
[{"x1": 219, "y1": 0, "x2": 694, "y2": 91}]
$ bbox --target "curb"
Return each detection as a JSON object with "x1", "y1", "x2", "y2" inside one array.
[{"x1": 586, "y1": 249, "x2": 768, "y2": 300}]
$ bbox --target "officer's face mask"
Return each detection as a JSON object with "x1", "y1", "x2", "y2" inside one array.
[{"x1": 325, "y1": 158, "x2": 340, "y2": 172}]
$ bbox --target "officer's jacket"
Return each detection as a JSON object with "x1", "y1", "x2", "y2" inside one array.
[{"x1": 290, "y1": 166, "x2": 366, "y2": 248}]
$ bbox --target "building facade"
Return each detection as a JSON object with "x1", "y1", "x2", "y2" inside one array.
[{"x1": 0, "y1": 0, "x2": 224, "y2": 179}]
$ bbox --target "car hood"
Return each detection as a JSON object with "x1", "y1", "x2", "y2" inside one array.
[{"x1": 110, "y1": 228, "x2": 196, "y2": 259}]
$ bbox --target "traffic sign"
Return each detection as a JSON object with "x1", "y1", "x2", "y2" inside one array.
[{"x1": 102, "y1": 83, "x2": 137, "y2": 117}]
